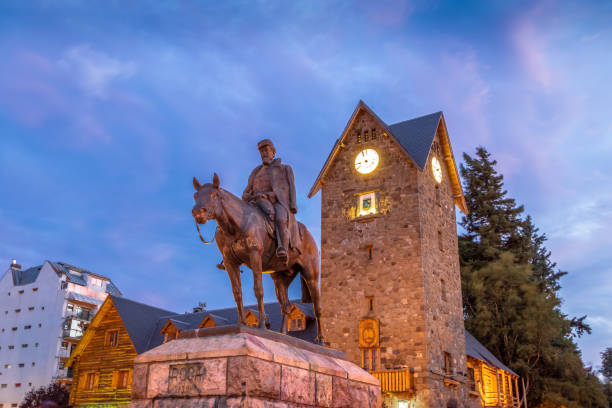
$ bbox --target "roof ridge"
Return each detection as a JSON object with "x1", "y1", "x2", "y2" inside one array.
[
  {"x1": 111, "y1": 295, "x2": 177, "y2": 316},
  {"x1": 388, "y1": 110, "x2": 443, "y2": 126}
]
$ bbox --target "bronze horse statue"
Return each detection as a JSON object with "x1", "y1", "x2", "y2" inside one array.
[{"x1": 192, "y1": 173, "x2": 323, "y2": 343}]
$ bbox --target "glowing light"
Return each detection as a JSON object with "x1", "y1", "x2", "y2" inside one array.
[
  {"x1": 355, "y1": 149, "x2": 379, "y2": 174},
  {"x1": 358, "y1": 192, "x2": 377, "y2": 216},
  {"x1": 432, "y1": 156, "x2": 442, "y2": 183}
]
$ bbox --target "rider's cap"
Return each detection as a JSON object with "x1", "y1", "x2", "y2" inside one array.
[{"x1": 257, "y1": 139, "x2": 275, "y2": 150}]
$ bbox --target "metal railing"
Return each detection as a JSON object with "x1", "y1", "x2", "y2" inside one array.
[
  {"x1": 58, "y1": 348, "x2": 71, "y2": 358},
  {"x1": 371, "y1": 368, "x2": 412, "y2": 392}
]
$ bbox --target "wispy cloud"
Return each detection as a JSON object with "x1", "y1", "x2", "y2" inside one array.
[{"x1": 58, "y1": 45, "x2": 136, "y2": 98}]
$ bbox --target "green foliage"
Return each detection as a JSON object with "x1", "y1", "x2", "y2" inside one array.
[
  {"x1": 19, "y1": 382, "x2": 68, "y2": 408},
  {"x1": 459, "y1": 147, "x2": 607, "y2": 408},
  {"x1": 602, "y1": 348, "x2": 612, "y2": 381}
]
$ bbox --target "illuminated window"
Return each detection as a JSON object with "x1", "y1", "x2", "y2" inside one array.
[
  {"x1": 245, "y1": 310, "x2": 259, "y2": 327},
  {"x1": 114, "y1": 370, "x2": 131, "y2": 389},
  {"x1": 289, "y1": 318, "x2": 305, "y2": 331},
  {"x1": 361, "y1": 348, "x2": 379, "y2": 371},
  {"x1": 364, "y1": 130, "x2": 369, "y2": 142},
  {"x1": 467, "y1": 367, "x2": 476, "y2": 391},
  {"x1": 444, "y1": 352, "x2": 453, "y2": 375},
  {"x1": 164, "y1": 331, "x2": 178, "y2": 343},
  {"x1": 358, "y1": 192, "x2": 377, "y2": 217},
  {"x1": 356, "y1": 131, "x2": 361, "y2": 143},
  {"x1": 105, "y1": 330, "x2": 119, "y2": 347},
  {"x1": 85, "y1": 373, "x2": 99, "y2": 390}
]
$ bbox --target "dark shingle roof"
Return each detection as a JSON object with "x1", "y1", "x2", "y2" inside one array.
[
  {"x1": 388, "y1": 111, "x2": 443, "y2": 170},
  {"x1": 50, "y1": 261, "x2": 122, "y2": 296},
  {"x1": 465, "y1": 330, "x2": 517, "y2": 376},
  {"x1": 142, "y1": 300, "x2": 318, "y2": 351},
  {"x1": 110, "y1": 295, "x2": 177, "y2": 354},
  {"x1": 11, "y1": 266, "x2": 42, "y2": 286}
]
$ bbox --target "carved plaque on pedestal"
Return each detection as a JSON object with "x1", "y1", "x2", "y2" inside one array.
[{"x1": 168, "y1": 363, "x2": 207, "y2": 394}]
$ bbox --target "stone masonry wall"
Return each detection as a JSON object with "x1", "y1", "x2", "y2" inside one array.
[
  {"x1": 320, "y1": 109, "x2": 428, "y2": 405},
  {"x1": 417, "y1": 128, "x2": 468, "y2": 407},
  {"x1": 319, "y1": 109, "x2": 470, "y2": 407}
]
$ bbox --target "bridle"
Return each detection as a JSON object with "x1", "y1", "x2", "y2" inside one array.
[
  {"x1": 194, "y1": 220, "x2": 216, "y2": 244},
  {"x1": 193, "y1": 189, "x2": 222, "y2": 245}
]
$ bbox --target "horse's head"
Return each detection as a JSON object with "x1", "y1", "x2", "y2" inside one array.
[{"x1": 192, "y1": 173, "x2": 221, "y2": 224}]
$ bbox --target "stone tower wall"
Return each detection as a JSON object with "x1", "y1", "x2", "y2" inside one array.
[
  {"x1": 416, "y1": 128, "x2": 468, "y2": 407},
  {"x1": 319, "y1": 109, "x2": 469, "y2": 407}
]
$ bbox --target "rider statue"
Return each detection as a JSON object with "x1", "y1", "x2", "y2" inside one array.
[{"x1": 242, "y1": 139, "x2": 300, "y2": 265}]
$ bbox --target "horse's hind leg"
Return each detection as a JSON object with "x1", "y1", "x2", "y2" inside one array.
[
  {"x1": 248, "y1": 250, "x2": 268, "y2": 329},
  {"x1": 271, "y1": 271, "x2": 295, "y2": 334},
  {"x1": 302, "y1": 258, "x2": 323, "y2": 344},
  {"x1": 225, "y1": 261, "x2": 246, "y2": 325}
]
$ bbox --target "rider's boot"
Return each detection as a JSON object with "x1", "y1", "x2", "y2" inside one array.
[{"x1": 276, "y1": 224, "x2": 289, "y2": 266}]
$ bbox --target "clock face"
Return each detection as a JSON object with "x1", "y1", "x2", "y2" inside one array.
[
  {"x1": 354, "y1": 149, "x2": 379, "y2": 174},
  {"x1": 432, "y1": 157, "x2": 443, "y2": 183}
]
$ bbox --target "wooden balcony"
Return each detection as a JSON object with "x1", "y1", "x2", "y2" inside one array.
[{"x1": 370, "y1": 368, "x2": 412, "y2": 393}]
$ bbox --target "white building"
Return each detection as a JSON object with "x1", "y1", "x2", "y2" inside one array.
[{"x1": 0, "y1": 260, "x2": 121, "y2": 407}]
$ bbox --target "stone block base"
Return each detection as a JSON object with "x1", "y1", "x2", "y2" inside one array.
[{"x1": 130, "y1": 325, "x2": 380, "y2": 408}]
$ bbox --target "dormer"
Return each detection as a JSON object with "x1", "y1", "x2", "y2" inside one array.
[
  {"x1": 287, "y1": 304, "x2": 308, "y2": 331},
  {"x1": 197, "y1": 313, "x2": 229, "y2": 329},
  {"x1": 160, "y1": 319, "x2": 188, "y2": 343},
  {"x1": 245, "y1": 310, "x2": 259, "y2": 327}
]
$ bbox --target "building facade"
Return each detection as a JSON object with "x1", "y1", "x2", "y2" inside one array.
[
  {"x1": 309, "y1": 101, "x2": 480, "y2": 408},
  {"x1": 67, "y1": 297, "x2": 317, "y2": 407},
  {"x1": 0, "y1": 260, "x2": 121, "y2": 407}
]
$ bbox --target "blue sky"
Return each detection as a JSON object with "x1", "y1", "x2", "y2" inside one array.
[{"x1": 1, "y1": 0, "x2": 610, "y2": 369}]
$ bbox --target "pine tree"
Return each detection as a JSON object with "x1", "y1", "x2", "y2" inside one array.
[{"x1": 459, "y1": 146, "x2": 605, "y2": 407}]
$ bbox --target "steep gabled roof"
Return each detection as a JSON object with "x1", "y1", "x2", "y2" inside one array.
[
  {"x1": 465, "y1": 330, "x2": 517, "y2": 376},
  {"x1": 308, "y1": 101, "x2": 467, "y2": 214},
  {"x1": 111, "y1": 296, "x2": 177, "y2": 353},
  {"x1": 67, "y1": 296, "x2": 177, "y2": 366},
  {"x1": 388, "y1": 111, "x2": 443, "y2": 170}
]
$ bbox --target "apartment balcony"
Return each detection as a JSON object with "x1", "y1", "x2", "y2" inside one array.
[
  {"x1": 65, "y1": 309, "x2": 93, "y2": 321},
  {"x1": 370, "y1": 368, "x2": 413, "y2": 393},
  {"x1": 54, "y1": 368, "x2": 69, "y2": 379},
  {"x1": 58, "y1": 348, "x2": 71, "y2": 359},
  {"x1": 62, "y1": 328, "x2": 84, "y2": 340}
]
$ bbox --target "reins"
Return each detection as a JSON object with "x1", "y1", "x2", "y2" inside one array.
[{"x1": 195, "y1": 220, "x2": 216, "y2": 244}]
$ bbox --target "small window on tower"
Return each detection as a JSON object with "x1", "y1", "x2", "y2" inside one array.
[
  {"x1": 364, "y1": 130, "x2": 369, "y2": 142},
  {"x1": 441, "y1": 279, "x2": 447, "y2": 302},
  {"x1": 366, "y1": 296, "x2": 374, "y2": 312},
  {"x1": 438, "y1": 230, "x2": 444, "y2": 251},
  {"x1": 435, "y1": 185, "x2": 441, "y2": 206},
  {"x1": 444, "y1": 352, "x2": 453, "y2": 375},
  {"x1": 356, "y1": 131, "x2": 362, "y2": 144},
  {"x1": 371, "y1": 128, "x2": 377, "y2": 140},
  {"x1": 357, "y1": 192, "x2": 377, "y2": 217}
]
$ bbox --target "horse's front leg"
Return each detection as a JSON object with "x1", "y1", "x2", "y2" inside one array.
[
  {"x1": 225, "y1": 260, "x2": 246, "y2": 325},
  {"x1": 248, "y1": 249, "x2": 268, "y2": 329}
]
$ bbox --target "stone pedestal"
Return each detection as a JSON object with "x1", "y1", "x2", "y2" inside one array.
[{"x1": 130, "y1": 325, "x2": 381, "y2": 408}]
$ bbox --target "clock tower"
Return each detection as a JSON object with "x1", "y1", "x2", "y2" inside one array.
[{"x1": 309, "y1": 101, "x2": 470, "y2": 407}]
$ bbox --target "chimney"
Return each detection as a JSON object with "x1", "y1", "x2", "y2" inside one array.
[
  {"x1": 192, "y1": 307, "x2": 203, "y2": 313},
  {"x1": 11, "y1": 259, "x2": 21, "y2": 270}
]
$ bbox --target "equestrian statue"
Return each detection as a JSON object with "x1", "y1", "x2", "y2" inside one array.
[{"x1": 191, "y1": 139, "x2": 323, "y2": 343}]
